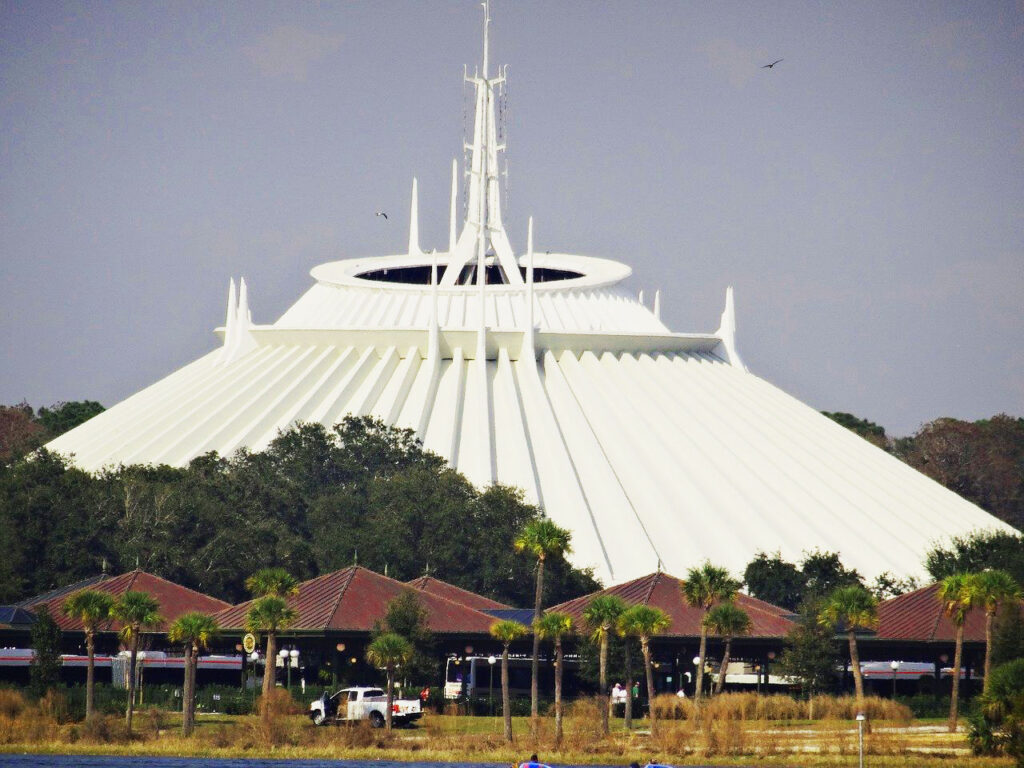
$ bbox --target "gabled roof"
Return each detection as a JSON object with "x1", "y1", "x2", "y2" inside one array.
[
  {"x1": 215, "y1": 566, "x2": 497, "y2": 635},
  {"x1": 406, "y1": 576, "x2": 512, "y2": 611},
  {"x1": 548, "y1": 571, "x2": 795, "y2": 639},
  {"x1": 876, "y1": 583, "x2": 989, "y2": 643},
  {"x1": 0, "y1": 606, "x2": 37, "y2": 628},
  {"x1": 15, "y1": 574, "x2": 112, "y2": 609},
  {"x1": 23, "y1": 570, "x2": 230, "y2": 633}
]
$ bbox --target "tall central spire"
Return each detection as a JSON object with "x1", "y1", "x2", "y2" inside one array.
[{"x1": 441, "y1": 0, "x2": 522, "y2": 287}]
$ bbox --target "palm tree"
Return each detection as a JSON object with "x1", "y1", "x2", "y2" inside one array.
[
  {"x1": 514, "y1": 518, "x2": 572, "y2": 723},
  {"x1": 966, "y1": 570, "x2": 1021, "y2": 693},
  {"x1": 704, "y1": 603, "x2": 752, "y2": 695},
  {"x1": 490, "y1": 619, "x2": 528, "y2": 742},
  {"x1": 938, "y1": 573, "x2": 975, "y2": 732},
  {"x1": 245, "y1": 567, "x2": 300, "y2": 599},
  {"x1": 817, "y1": 584, "x2": 878, "y2": 714},
  {"x1": 534, "y1": 611, "x2": 573, "y2": 745},
  {"x1": 618, "y1": 604, "x2": 671, "y2": 734},
  {"x1": 62, "y1": 589, "x2": 114, "y2": 720},
  {"x1": 366, "y1": 633, "x2": 413, "y2": 731},
  {"x1": 111, "y1": 591, "x2": 161, "y2": 733},
  {"x1": 616, "y1": 611, "x2": 638, "y2": 730},
  {"x1": 167, "y1": 612, "x2": 219, "y2": 736},
  {"x1": 245, "y1": 596, "x2": 297, "y2": 699},
  {"x1": 582, "y1": 594, "x2": 628, "y2": 736},
  {"x1": 245, "y1": 568, "x2": 300, "y2": 699},
  {"x1": 681, "y1": 562, "x2": 740, "y2": 709}
]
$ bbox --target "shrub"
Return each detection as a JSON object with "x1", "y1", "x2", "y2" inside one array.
[{"x1": 0, "y1": 689, "x2": 26, "y2": 719}]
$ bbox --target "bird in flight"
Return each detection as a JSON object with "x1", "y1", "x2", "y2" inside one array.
[
  {"x1": 375, "y1": 211, "x2": 388, "y2": 220},
  {"x1": 762, "y1": 58, "x2": 784, "y2": 69}
]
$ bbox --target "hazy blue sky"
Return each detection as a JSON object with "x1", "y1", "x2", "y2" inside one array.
[{"x1": 2, "y1": 1, "x2": 1022, "y2": 437}]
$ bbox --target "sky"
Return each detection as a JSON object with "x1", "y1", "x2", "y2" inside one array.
[{"x1": 2, "y1": 0, "x2": 1022, "y2": 438}]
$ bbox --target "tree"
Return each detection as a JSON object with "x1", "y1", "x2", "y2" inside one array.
[
  {"x1": 490, "y1": 619, "x2": 528, "y2": 743},
  {"x1": 822, "y1": 411, "x2": 889, "y2": 449},
  {"x1": 0, "y1": 403, "x2": 47, "y2": 464},
  {"x1": 167, "y1": 612, "x2": 219, "y2": 736},
  {"x1": 365, "y1": 633, "x2": 413, "y2": 731},
  {"x1": 375, "y1": 589, "x2": 436, "y2": 686},
  {"x1": 704, "y1": 603, "x2": 752, "y2": 695},
  {"x1": 618, "y1": 605, "x2": 670, "y2": 733},
  {"x1": 681, "y1": 561, "x2": 740, "y2": 711},
  {"x1": 246, "y1": 596, "x2": 297, "y2": 700},
  {"x1": 111, "y1": 590, "x2": 161, "y2": 733},
  {"x1": 535, "y1": 611, "x2": 573, "y2": 745},
  {"x1": 29, "y1": 604, "x2": 62, "y2": 697},
  {"x1": 582, "y1": 593, "x2": 628, "y2": 736},
  {"x1": 927, "y1": 531, "x2": 1024, "y2": 586},
  {"x1": 35, "y1": 400, "x2": 105, "y2": 437},
  {"x1": 61, "y1": 589, "x2": 114, "y2": 720},
  {"x1": 744, "y1": 552, "x2": 805, "y2": 611},
  {"x1": 800, "y1": 550, "x2": 862, "y2": 599},
  {"x1": 514, "y1": 517, "x2": 572, "y2": 724},
  {"x1": 817, "y1": 584, "x2": 878, "y2": 714},
  {"x1": 969, "y1": 658, "x2": 1024, "y2": 763},
  {"x1": 245, "y1": 567, "x2": 300, "y2": 599},
  {"x1": 939, "y1": 573, "x2": 976, "y2": 732},
  {"x1": 616, "y1": 616, "x2": 639, "y2": 730},
  {"x1": 777, "y1": 597, "x2": 840, "y2": 702},
  {"x1": 966, "y1": 570, "x2": 1022, "y2": 693}
]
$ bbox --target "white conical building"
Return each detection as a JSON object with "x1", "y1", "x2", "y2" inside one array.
[{"x1": 47, "y1": 4, "x2": 1013, "y2": 585}]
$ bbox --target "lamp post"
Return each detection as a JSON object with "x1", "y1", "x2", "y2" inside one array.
[
  {"x1": 290, "y1": 649, "x2": 299, "y2": 690},
  {"x1": 692, "y1": 656, "x2": 701, "y2": 698},
  {"x1": 856, "y1": 712, "x2": 866, "y2": 768},
  {"x1": 890, "y1": 660, "x2": 900, "y2": 699},
  {"x1": 488, "y1": 655, "x2": 496, "y2": 716},
  {"x1": 278, "y1": 648, "x2": 290, "y2": 690}
]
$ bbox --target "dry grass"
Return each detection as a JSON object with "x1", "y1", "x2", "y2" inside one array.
[{"x1": 0, "y1": 689, "x2": 1009, "y2": 767}]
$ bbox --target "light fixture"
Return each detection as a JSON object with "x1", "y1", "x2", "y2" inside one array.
[
  {"x1": 692, "y1": 656, "x2": 701, "y2": 666},
  {"x1": 350, "y1": 657, "x2": 357, "y2": 664},
  {"x1": 767, "y1": 651, "x2": 776, "y2": 661},
  {"x1": 278, "y1": 648, "x2": 289, "y2": 658},
  {"x1": 488, "y1": 655, "x2": 496, "y2": 665},
  {"x1": 250, "y1": 651, "x2": 259, "y2": 662},
  {"x1": 336, "y1": 643, "x2": 346, "y2": 652},
  {"x1": 465, "y1": 645, "x2": 474, "y2": 655},
  {"x1": 289, "y1": 649, "x2": 300, "y2": 659},
  {"x1": 235, "y1": 643, "x2": 243, "y2": 652}
]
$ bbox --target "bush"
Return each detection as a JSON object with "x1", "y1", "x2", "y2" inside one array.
[
  {"x1": 969, "y1": 658, "x2": 1024, "y2": 764},
  {"x1": 0, "y1": 689, "x2": 26, "y2": 719}
]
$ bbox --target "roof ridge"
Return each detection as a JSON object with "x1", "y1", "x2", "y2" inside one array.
[
  {"x1": 126, "y1": 570, "x2": 231, "y2": 607},
  {"x1": 327, "y1": 566, "x2": 358, "y2": 627},
  {"x1": 643, "y1": 572, "x2": 661, "y2": 605}
]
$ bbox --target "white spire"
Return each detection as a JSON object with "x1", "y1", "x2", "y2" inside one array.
[
  {"x1": 525, "y1": 216, "x2": 536, "y2": 356},
  {"x1": 449, "y1": 158, "x2": 458, "y2": 253},
  {"x1": 715, "y1": 285, "x2": 747, "y2": 371},
  {"x1": 429, "y1": 251, "x2": 440, "y2": 360},
  {"x1": 653, "y1": 289, "x2": 661, "y2": 321},
  {"x1": 441, "y1": 0, "x2": 521, "y2": 286},
  {"x1": 408, "y1": 177, "x2": 421, "y2": 256}
]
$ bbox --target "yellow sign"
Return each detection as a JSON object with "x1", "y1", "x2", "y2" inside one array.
[{"x1": 242, "y1": 633, "x2": 257, "y2": 655}]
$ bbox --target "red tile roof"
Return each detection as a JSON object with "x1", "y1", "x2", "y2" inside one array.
[
  {"x1": 876, "y1": 583, "x2": 989, "y2": 643},
  {"x1": 26, "y1": 571, "x2": 230, "y2": 633},
  {"x1": 549, "y1": 572, "x2": 795, "y2": 638},
  {"x1": 215, "y1": 566, "x2": 498, "y2": 635},
  {"x1": 406, "y1": 576, "x2": 512, "y2": 611}
]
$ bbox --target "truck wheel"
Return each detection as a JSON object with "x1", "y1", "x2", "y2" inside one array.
[
  {"x1": 312, "y1": 710, "x2": 327, "y2": 726},
  {"x1": 369, "y1": 711, "x2": 385, "y2": 729}
]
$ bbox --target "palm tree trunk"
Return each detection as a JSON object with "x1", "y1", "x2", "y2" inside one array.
[
  {"x1": 983, "y1": 610, "x2": 994, "y2": 695},
  {"x1": 848, "y1": 630, "x2": 865, "y2": 712},
  {"x1": 554, "y1": 638, "x2": 563, "y2": 745},
  {"x1": 385, "y1": 668, "x2": 394, "y2": 731},
  {"x1": 182, "y1": 644, "x2": 194, "y2": 736},
  {"x1": 948, "y1": 623, "x2": 963, "y2": 733},
  {"x1": 624, "y1": 640, "x2": 633, "y2": 730},
  {"x1": 126, "y1": 630, "x2": 139, "y2": 732},
  {"x1": 714, "y1": 637, "x2": 733, "y2": 696},
  {"x1": 600, "y1": 631, "x2": 610, "y2": 736},
  {"x1": 531, "y1": 556, "x2": 545, "y2": 725},
  {"x1": 502, "y1": 644, "x2": 512, "y2": 743},
  {"x1": 189, "y1": 644, "x2": 198, "y2": 731},
  {"x1": 695, "y1": 625, "x2": 708, "y2": 710},
  {"x1": 263, "y1": 631, "x2": 277, "y2": 700},
  {"x1": 85, "y1": 630, "x2": 96, "y2": 721},
  {"x1": 642, "y1": 637, "x2": 656, "y2": 735}
]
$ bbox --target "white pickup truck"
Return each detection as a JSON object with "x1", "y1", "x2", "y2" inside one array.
[{"x1": 309, "y1": 686, "x2": 423, "y2": 727}]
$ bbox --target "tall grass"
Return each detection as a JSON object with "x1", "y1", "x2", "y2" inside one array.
[{"x1": 651, "y1": 692, "x2": 911, "y2": 723}]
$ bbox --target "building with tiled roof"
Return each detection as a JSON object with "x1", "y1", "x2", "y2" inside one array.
[
  {"x1": 406, "y1": 575, "x2": 512, "y2": 612},
  {"x1": 215, "y1": 566, "x2": 497, "y2": 636},
  {"x1": 550, "y1": 571, "x2": 795, "y2": 640},
  {"x1": 21, "y1": 570, "x2": 230, "y2": 635},
  {"x1": 875, "y1": 582, "x2": 988, "y2": 644}
]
